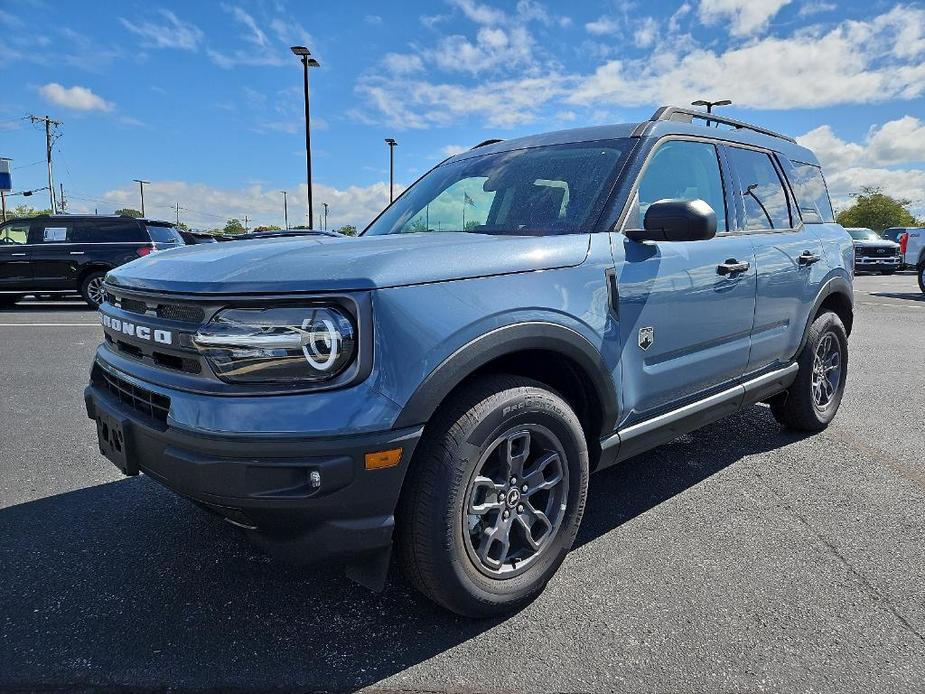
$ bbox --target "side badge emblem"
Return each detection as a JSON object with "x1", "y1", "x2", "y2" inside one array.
[{"x1": 638, "y1": 326, "x2": 654, "y2": 351}]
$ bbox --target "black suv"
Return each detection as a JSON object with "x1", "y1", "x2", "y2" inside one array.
[{"x1": 0, "y1": 215, "x2": 184, "y2": 307}]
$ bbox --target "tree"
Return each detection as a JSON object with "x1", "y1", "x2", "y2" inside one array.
[
  {"x1": 336, "y1": 225, "x2": 358, "y2": 236},
  {"x1": 223, "y1": 218, "x2": 246, "y2": 234},
  {"x1": 835, "y1": 187, "x2": 919, "y2": 232},
  {"x1": 4, "y1": 204, "x2": 52, "y2": 219},
  {"x1": 114, "y1": 208, "x2": 143, "y2": 218},
  {"x1": 253, "y1": 225, "x2": 282, "y2": 232}
]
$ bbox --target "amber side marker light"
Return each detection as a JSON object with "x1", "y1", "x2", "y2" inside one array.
[{"x1": 365, "y1": 448, "x2": 403, "y2": 470}]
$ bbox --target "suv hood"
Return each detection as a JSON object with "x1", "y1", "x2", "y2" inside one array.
[{"x1": 106, "y1": 232, "x2": 589, "y2": 294}]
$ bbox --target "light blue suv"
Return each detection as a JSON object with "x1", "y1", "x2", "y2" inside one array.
[{"x1": 84, "y1": 106, "x2": 853, "y2": 616}]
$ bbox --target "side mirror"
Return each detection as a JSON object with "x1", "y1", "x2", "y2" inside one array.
[{"x1": 626, "y1": 199, "x2": 717, "y2": 242}]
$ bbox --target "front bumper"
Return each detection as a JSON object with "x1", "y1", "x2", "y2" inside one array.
[
  {"x1": 855, "y1": 256, "x2": 901, "y2": 270},
  {"x1": 84, "y1": 375, "x2": 422, "y2": 570}
]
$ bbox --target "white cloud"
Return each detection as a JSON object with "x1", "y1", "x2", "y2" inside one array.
[
  {"x1": 797, "y1": 117, "x2": 925, "y2": 216},
  {"x1": 585, "y1": 16, "x2": 621, "y2": 35},
  {"x1": 209, "y1": 5, "x2": 318, "y2": 69},
  {"x1": 364, "y1": 14, "x2": 383, "y2": 25},
  {"x1": 442, "y1": 144, "x2": 468, "y2": 156},
  {"x1": 76, "y1": 180, "x2": 398, "y2": 231},
  {"x1": 382, "y1": 52, "x2": 424, "y2": 74},
  {"x1": 798, "y1": 1, "x2": 836, "y2": 17},
  {"x1": 39, "y1": 83, "x2": 113, "y2": 112},
  {"x1": 568, "y1": 6, "x2": 925, "y2": 110},
  {"x1": 120, "y1": 9, "x2": 203, "y2": 50},
  {"x1": 798, "y1": 116, "x2": 925, "y2": 169},
  {"x1": 634, "y1": 17, "x2": 659, "y2": 47},
  {"x1": 698, "y1": 0, "x2": 792, "y2": 37}
]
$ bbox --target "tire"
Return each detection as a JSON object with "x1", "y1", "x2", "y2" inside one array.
[
  {"x1": 397, "y1": 375, "x2": 589, "y2": 618},
  {"x1": 918, "y1": 264, "x2": 925, "y2": 295},
  {"x1": 770, "y1": 311, "x2": 848, "y2": 432},
  {"x1": 79, "y1": 271, "x2": 107, "y2": 308},
  {"x1": 881, "y1": 269, "x2": 896, "y2": 275}
]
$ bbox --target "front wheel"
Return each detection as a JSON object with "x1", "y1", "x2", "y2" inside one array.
[
  {"x1": 918, "y1": 264, "x2": 925, "y2": 295},
  {"x1": 397, "y1": 375, "x2": 589, "y2": 617},
  {"x1": 770, "y1": 311, "x2": 848, "y2": 431}
]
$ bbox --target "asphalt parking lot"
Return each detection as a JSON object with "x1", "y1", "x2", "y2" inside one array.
[{"x1": 1, "y1": 272, "x2": 924, "y2": 693}]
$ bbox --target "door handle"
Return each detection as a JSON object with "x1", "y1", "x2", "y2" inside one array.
[
  {"x1": 798, "y1": 251, "x2": 821, "y2": 266},
  {"x1": 69, "y1": 251, "x2": 85, "y2": 255},
  {"x1": 717, "y1": 259, "x2": 750, "y2": 275},
  {"x1": 11, "y1": 253, "x2": 27, "y2": 257}
]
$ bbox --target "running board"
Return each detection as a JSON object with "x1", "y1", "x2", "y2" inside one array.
[{"x1": 598, "y1": 363, "x2": 798, "y2": 469}]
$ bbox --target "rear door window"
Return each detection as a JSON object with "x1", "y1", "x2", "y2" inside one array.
[
  {"x1": 782, "y1": 159, "x2": 835, "y2": 223},
  {"x1": 635, "y1": 140, "x2": 728, "y2": 232},
  {"x1": 727, "y1": 147, "x2": 792, "y2": 231},
  {"x1": 27, "y1": 222, "x2": 74, "y2": 244},
  {"x1": 74, "y1": 219, "x2": 147, "y2": 243}
]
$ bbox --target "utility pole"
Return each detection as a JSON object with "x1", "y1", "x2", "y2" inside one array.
[
  {"x1": 176, "y1": 202, "x2": 180, "y2": 226},
  {"x1": 385, "y1": 138, "x2": 397, "y2": 202},
  {"x1": 59, "y1": 183, "x2": 66, "y2": 213},
  {"x1": 29, "y1": 114, "x2": 61, "y2": 213},
  {"x1": 281, "y1": 190, "x2": 289, "y2": 229},
  {"x1": 244, "y1": 215, "x2": 249, "y2": 232},
  {"x1": 133, "y1": 179, "x2": 150, "y2": 216},
  {"x1": 322, "y1": 202, "x2": 328, "y2": 230}
]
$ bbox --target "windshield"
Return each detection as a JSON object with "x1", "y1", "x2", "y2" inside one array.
[
  {"x1": 847, "y1": 228, "x2": 880, "y2": 241},
  {"x1": 364, "y1": 140, "x2": 631, "y2": 237},
  {"x1": 146, "y1": 224, "x2": 184, "y2": 245}
]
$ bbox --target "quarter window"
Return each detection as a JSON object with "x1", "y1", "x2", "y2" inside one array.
[
  {"x1": 727, "y1": 147, "x2": 792, "y2": 231},
  {"x1": 635, "y1": 140, "x2": 727, "y2": 232},
  {"x1": 72, "y1": 219, "x2": 147, "y2": 243},
  {"x1": 785, "y1": 159, "x2": 835, "y2": 223}
]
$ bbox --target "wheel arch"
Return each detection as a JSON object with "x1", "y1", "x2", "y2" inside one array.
[
  {"x1": 794, "y1": 275, "x2": 853, "y2": 359},
  {"x1": 393, "y1": 322, "x2": 619, "y2": 461},
  {"x1": 77, "y1": 263, "x2": 114, "y2": 287}
]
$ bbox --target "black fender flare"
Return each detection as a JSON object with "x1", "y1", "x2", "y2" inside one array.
[
  {"x1": 792, "y1": 275, "x2": 853, "y2": 359},
  {"x1": 392, "y1": 321, "x2": 619, "y2": 435}
]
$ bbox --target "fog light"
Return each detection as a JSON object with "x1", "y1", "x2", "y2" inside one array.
[{"x1": 364, "y1": 448, "x2": 403, "y2": 470}]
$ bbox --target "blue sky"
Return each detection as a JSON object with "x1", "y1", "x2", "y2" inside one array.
[{"x1": 2, "y1": 0, "x2": 924, "y2": 229}]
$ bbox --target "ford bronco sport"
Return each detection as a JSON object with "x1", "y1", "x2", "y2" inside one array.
[{"x1": 84, "y1": 107, "x2": 854, "y2": 617}]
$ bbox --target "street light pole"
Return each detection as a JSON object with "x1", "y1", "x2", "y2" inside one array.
[
  {"x1": 133, "y1": 179, "x2": 150, "y2": 216},
  {"x1": 384, "y1": 138, "x2": 398, "y2": 203},
  {"x1": 691, "y1": 99, "x2": 732, "y2": 127},
  {"x1": 291, "y1": 46, "x2": 319, "y2": 229},
  {"x1": 322, "y1": 202, "x2": 329, "y2": 230},
  {"x1": 281, "y1": 190, "x2": 289, "y2": 229}
]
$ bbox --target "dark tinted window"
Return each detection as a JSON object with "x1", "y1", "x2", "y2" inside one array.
[
  {"x1": 145, "y1": 224, "x2": 184, "y2": 244},
  {"x1": 728, "y1": 147, "x2": 792, "y2": 230},
  {"x1": 73, "y1": 219, "x2": 147, "y2": 243},
  {"x1": 365, "y1": 140, "x2": 631, "y2": 236},
  {"x1": 635, "y1": 140, "x2": 727, "y2": 232},
  {"x1": 881, "y1": 228, "x2": 906, "y2": 242},
  {"x1": 784, "y1": 159, "x2": 835, "y2": 223},
  {"x1": 27, "y1": 222, "x2": 73, "y2": 243}
]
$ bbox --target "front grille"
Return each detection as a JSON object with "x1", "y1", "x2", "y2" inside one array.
[
  {"x1": 100, "y1": 368, "x2": 170, "y2": 423},
  {"x1": 856, "y1": 247, "x2": 898, "y2": 258},
  {"x1": 156, "y1": 303, "x2": 204, "y2": 323}
]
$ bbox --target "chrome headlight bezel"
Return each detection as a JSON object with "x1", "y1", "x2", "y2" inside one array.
[{"x1": 191, "y1": 295, "x2": 372, "y2": 390}]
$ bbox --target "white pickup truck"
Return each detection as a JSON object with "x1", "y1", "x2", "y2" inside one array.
[{"x1": 885, "y1": 227, "x2": 925, "y2": 293}]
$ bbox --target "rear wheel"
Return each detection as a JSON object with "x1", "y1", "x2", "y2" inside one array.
[
  {"x1": 397, "y1": 375, "x2": 589, "y2": 617},
  {"x1": 918, "y1": 264, "x2": 925, "y2": 295},
  {"x1": 80, "y1": 271, "x2": 107, "y2": 308},
  {"x1": 770, "y1": 311, "x2": 848, "y2": 431}
]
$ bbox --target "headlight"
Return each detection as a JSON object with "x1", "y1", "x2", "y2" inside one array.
[{"x1": 192, "y1": 306, "x2": 356, "y2": 384}]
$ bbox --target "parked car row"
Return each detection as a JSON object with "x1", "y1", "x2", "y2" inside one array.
[
  {"x1": 0, "y1": 215, "x2": 350, "y2": 307},
  {"x1": 846, "y1": 226, "x2": 925, "y2": 293}
]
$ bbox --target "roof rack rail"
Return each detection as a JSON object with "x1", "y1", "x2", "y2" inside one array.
[
  {"x1": 638, "y1": 106, "x2": 796, "y2": 143},
  {"x1": 471, "y1": 138, "x2": 504, "y2": 150}
]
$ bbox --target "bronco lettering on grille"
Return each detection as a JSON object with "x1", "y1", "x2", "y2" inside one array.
[{"x1": 100, "y1": 313, "x2": 173, "y2": 345}]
